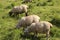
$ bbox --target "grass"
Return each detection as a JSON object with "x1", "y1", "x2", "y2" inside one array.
[{"x1": 0, "y1": 0, "x2": 60, "y2": 40}]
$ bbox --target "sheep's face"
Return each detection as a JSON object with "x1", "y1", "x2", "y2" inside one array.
[
  {"x1": 16, "y1": 24, "x2": 21, "y2": 29},
  {"x1": 24, "y1": 28, "x2": 29, "y2": 33},
  {"x1": 24, "y1": 27, "x2": 30, "y2": 35}
]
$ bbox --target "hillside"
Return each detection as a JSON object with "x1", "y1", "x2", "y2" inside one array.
[{"x1": 0, "y1": 0, "x2": 60, "y2": 40}]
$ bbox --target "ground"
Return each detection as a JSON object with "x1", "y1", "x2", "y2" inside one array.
[{"x1": 0, "y1": 0, "x2": 60, "y2": 40}]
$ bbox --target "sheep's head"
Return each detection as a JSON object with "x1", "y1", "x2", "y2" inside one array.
[
  {"x1": 16, "y1": 23, "x2": 21, "y2": 29},
  {"x1": 24, "y1": 28, "x2": 29, "y2": 33},
  {"x1": 24, "y1": 26, "x2": 30, "y2": 34}
]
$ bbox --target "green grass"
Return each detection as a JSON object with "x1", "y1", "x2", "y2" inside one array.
[{"x1": 0, "y1": 0, "x2": 60, "y2": 40}]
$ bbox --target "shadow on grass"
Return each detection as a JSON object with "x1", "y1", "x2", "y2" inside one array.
[
  {"x1": 49, "y1": 18, "x2": 60, "y2": 28},
  {"x1": 20, "y1": 33, "x2": 46, "y2": 40}
]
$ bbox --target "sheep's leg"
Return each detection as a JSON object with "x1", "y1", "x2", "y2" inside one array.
[
  {"x1": 25, "y1": 12, "x2": 28, "y2": 16},
  {"x1": 14, "y1": 12, "x2": 19, "y2": 18},
  {"x1": 14, "y1": 12, "x2": 17, "y2": 17},
  {"x1": 17, "y1": 14, "x2": 19, "y2": 18},
  {"x1": 9, "y1": 12, "x2": 12, "y2": 16},
  {"x1": 23, "y1": 26, "x2": 26, "y2": 31},
  {"x1": 46, "y1": 30, "x2": 50, "y2": 40},
  {"x1": 23, "y1": 28, "x2": 24, "y2": 31},
  {"x1": 12, "y1": 13, "x2": 15, "y2": 17},
  {"x1": 34, "y1": 32, "x2": 37, "y2": 37},
  {"x1": 16, "y1": 13, "x2": 19, "y2": 19}
]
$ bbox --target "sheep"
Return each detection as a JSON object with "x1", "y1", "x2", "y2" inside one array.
[
  {"x1": 24, "y1": 21, "x2": 53, "y2": 40},
  {"x1": 16, "y1": 15, "x2": 40, "y2": 30},
  {"x1": 23, "y1": 0, "x2": 32, "y2": 3},
  {"x1": 9, "y1": 4, "x2": 28, "y2": 17}
]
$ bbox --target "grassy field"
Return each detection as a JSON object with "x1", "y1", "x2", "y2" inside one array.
[{"x1": 0, "y1": 0, "x2": 60, "y2": 40}]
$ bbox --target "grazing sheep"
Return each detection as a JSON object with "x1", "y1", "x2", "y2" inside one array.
[
  {"x1": 16, "y1": 15, "x2": 40, "y2": 29},
  {"x1": 24, "y1": 21, "x2": 53, "y2": 40},
  {"x1": 9, "y1": 4, "x2": 28, "y2": 17},
  {"x1": 23, "y1": 0, "x2": 32, "y2": 3}
]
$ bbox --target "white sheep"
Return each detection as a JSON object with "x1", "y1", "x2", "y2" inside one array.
[
  {"x1": 24, "y1": 21, "x2": 53, "y2": 40},
  {"x1": 9, "y1": 4, "x2": 28, "y2": 17},
  {"x1": 16, "y1": 15, "x2": 40, "y2": 29}
]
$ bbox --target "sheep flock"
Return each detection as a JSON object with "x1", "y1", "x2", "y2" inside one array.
[
  {"x1": 8, "y1": 0, "x2": 53, "y2": 40},
  {"x1": 15, "y1": 14, "x2": 53, "y2": 40}
]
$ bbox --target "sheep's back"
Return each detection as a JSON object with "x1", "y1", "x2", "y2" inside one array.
[
  {"x1": 29, "y1": 23, "x2": 44, "y2": 33},
  {"x1": 25, "y1": 16, "x2": 33, "y2": 25},
  {"x1": 29, "y1": 22, "x2": 50, "y2": 33},
  {"x1": 20, "y1": 5, "x2": 28, "y2": 12},
  {"x1": 11, "y1": 6, "x2": 24, "y2": 12},
  {"x1": 39, "y1": 21, "x2": 51, "y2": 30},
  {"x1": 24, "y1": 15, "x2": 40, "y2": 25},
  {"x1": 28, "y1": 15, "x2": 40, "y2": 23},
  {"x1": 33, "y1": 15, "x2": 40, "y2": 23}
]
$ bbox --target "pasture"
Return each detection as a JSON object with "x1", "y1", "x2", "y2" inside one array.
[{"x1": 0, "y1": 0, "x2": 60, "y2": 40}]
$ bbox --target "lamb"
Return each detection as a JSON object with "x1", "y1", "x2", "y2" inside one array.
[
  {"x1": 16, "y1": 15, "x2": 40, "y2": 29},
  {"x1": 9, "y1": 4, "x2": 28, "y2": 17},
  {"x1": 24, "y1": 21, "x2": 53, "y2": 40}
]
